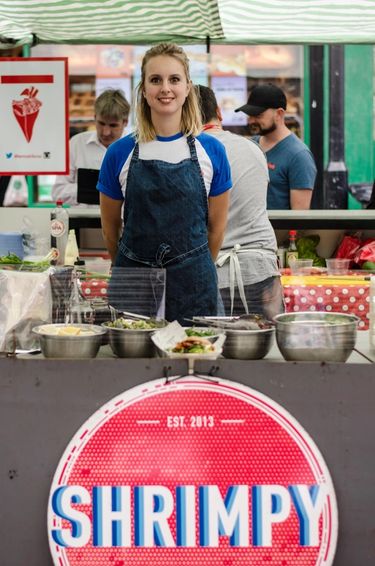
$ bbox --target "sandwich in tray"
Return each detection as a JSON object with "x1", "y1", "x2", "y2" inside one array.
[{"x1": 151, "y1": 321, "x2": 225, "y2": 359}]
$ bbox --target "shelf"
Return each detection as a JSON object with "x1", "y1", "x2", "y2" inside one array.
[
  {"x1": 268, "y1": 209, "x2": 375, "y2": 230},
  {"x1": 67, "y1": 208, "x2": 375, "y2": 231}
]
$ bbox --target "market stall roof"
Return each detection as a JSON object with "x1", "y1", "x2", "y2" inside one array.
[{"x1": 0, "y1": 0, "x2": 374, "y2": 48}]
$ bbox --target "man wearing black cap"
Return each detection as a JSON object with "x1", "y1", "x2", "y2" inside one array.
[{"x1": 235, "y1": 83, "x2": 317, "y2": 210}]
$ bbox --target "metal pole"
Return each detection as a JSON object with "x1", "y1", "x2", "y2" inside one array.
[
  {"x1": 323, "y1": 44, "x2": 348, "y2": 209},
  {"x1": 309, "y1": 45, "x2": 324, "y2": 209}
]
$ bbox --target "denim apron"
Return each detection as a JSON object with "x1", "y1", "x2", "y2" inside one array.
[{"x1": 114, "y1": 135, "x2": 219, "y2": 324}]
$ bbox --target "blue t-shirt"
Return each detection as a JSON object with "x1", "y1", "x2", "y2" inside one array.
[
  {"x1": 98, "y1": 132, "x2": 232, "y2": 201},
  {"x1": 254, "y1": 133, "x2": 317, "y2": 209}
]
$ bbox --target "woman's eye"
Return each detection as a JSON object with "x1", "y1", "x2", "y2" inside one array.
[
  {"x1": 170, "y1": 77, "x2": 180, "y2": 83},
  {"x1": 150, "y1": 77, "x2": 160, "y2": 84}
]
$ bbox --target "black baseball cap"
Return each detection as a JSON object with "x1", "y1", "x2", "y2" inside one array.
[{"x1": 235, "y1": 84, "x2": 287, "y2": 116}]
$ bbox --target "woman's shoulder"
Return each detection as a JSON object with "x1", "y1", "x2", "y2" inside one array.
[{"x1": 106, "y1": 133, "x2": 136, "y2": 161}]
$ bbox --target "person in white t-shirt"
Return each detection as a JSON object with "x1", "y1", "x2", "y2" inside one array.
[
  {"x1": 52, "y1": 89, "x2": 130, "y2": 207},
  {"x1": 196, "y1": 84, "x2": 284, "y2": 320}
]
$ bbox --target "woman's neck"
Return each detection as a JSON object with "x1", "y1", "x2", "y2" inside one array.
[{"x1": 152, "y1": 113, "x2": 182, "y2": 138}]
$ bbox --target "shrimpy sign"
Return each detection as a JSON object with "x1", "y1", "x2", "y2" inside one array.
[{"x1": 48, "y1": 377, "x2": 338, "y2": 565}]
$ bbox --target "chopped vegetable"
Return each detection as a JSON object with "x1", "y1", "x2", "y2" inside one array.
[
  {"x1": 172, "y1": 336, "x2": 215, "y2": 354},
  {"x1": 0, "y1": 252, "x2": 50, "y2": 270},
  {"x1": 185, "y1": 327, "x2": 217, "y2": 337},
  {"x1": 106, "y1": 318, "x2": 164, "y2": 330}
]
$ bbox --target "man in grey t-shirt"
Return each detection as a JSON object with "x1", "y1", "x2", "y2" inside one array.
[
  {"x1": 235, "y1": 83, "x2": 317, "y2": 210},
  {"x1": 196, "y1": 85, "x2": 284, "y2": 319}
]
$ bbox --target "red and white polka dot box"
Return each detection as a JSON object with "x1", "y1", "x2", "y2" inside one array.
[
  {"x1": 80, "y1": 278, "x2": 108, "y2": 299},
  {"x1": 283, "y1": 281, "x2": 370, "y2": 330}
]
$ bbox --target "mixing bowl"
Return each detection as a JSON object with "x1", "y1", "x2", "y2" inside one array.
[
  {"x1": 32, "y1": 323, "x2": 107, "y2": 358},
  {"x1": 222, "y1": 327, "x2": 275, "y2": 360},
  {"x1": 274, "y1": 311, "x2": 358, "y2": 362},
  {"x1": 102, "y1": 324, "x2": 156, "y2": 357}
]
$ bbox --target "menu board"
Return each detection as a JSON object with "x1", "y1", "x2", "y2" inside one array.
[{"x1": 0, "y1": 58, "x2": 69, "y2": 174}]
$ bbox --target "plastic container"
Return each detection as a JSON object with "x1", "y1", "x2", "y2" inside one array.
[
  {"x1": 0, "y1": 231, "x2": 24, "y2": 259},
  {"x1": 50, "y1": 200, "x2": 69, "y2": 266},
  {"x1": 326, "y1": 258, "x2": 350, "y2": 275},
  {"x1": 289, "y1": 258, "x2": 314, "y2": 275}
]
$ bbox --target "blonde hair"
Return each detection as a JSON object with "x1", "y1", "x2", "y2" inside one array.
[
  {"x1": 95, "y1": 89, "x2": 130, "y2": 121},
  {"x1": 135, "y1": 43, "x2": 202, "y2": 143}
]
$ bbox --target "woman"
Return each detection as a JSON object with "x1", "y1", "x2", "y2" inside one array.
[{"x1": 98, "y1": 43, "x2": 231, "y2": 323}]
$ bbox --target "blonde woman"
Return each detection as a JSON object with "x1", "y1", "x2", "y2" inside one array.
[{"x1": 98, "y1": 43, "x2": 231, "y2": 323}]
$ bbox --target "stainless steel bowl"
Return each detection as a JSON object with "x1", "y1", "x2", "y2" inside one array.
[
  {"x1": 274, "y1": 311, "x2": 358, "y2": 362},
  {"x1": 222, "y1": 327, "x2": 275, "y2": 360},
  {"x1": 32, "y1": 323, "x2": 107, "y2": 359},
  {"x1": 103, "y1": 324, "x2": 157, "y2": 358}
]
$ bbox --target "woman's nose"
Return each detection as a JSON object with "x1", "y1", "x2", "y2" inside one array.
[{"x1": 160, "y1": 80, "x2": 171, "y2": 92}]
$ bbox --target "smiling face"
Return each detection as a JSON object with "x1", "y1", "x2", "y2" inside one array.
[
  {"x1": 143, "y1": 55, "x2": 191, "y2": 126},
  {"x1": 248, "y1": 108, "x2": 279, "y2": 136}
]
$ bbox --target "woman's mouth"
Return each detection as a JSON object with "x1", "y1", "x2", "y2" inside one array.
[{"x1": 158, "y1": 97, "x2": 174, "y2": 104}]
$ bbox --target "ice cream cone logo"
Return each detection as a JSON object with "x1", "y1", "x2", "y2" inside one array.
[{"x1": 12, "y1": 86, "x2": 42, "y2": 143}]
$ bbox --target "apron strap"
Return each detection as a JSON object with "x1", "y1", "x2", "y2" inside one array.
[
  {"x1": 216, "y1": 244, "x2": 249, "y2": 315},
  {"x1": 133, "y1": 142, "x2": 140, "y2": 160},
  {"x1": 186, "y1": 134, "x2": 198, "y2": 162}
]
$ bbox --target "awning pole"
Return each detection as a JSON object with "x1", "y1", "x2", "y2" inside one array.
[{"x1": 323, "y1": 44, "x2": 348, "y2": 209}]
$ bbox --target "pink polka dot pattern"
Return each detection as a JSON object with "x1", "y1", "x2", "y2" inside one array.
[
  {"x1": 81, "y1": 279, "x2": 108, "y2": 298},
  {"x1": 283, "y1": 284, "x2": 370, "y2": 329},
  {"x1": 48, "y1": 379, "x2": 337, "y2": 566}
]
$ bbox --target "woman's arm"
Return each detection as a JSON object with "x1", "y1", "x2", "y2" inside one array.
[
  {"x1": 100, "y1": 193, "x2": 123, "y2": 263},
  {"x1": 207, "y1": 191, "x2": 230, "y2": 261}
]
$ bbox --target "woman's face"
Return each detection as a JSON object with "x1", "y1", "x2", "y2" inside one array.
[{"x1": 143, "y1": 55, "x2": 190, "y2": 121}]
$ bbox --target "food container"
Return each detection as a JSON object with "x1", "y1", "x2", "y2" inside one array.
[
  {"x1": 274, "y1": 311, "x2": 358, "y2": 362},
  {"x1": 289, "y1": 258, "x2": 314, "y2": 275},
  {"x1": 222, "y1": 327, "x2": 275, "y2": 359},
  {"x1": 326, "y1": 258, "x2": 350, "y2": 275},
  {"x1": 193, "y1": 315, "x2": 274, "y2": 360},
  {"x1": 32, "y1": 323, "x2": 107, "y2": 358},
  {"x1": 182, "y1": 326, "x2": 225, "y2": 343},
  {"x1": 103, "y1": 319, "x2": 167, "y2": 358},
  {"x1": 152, "y1": 321, "x2": 226, "y2": 366}
]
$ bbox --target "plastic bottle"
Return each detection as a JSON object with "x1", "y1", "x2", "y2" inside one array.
[
  {"x1": 64, "y1": 229, "x2": 79, "y2": 266},
  {"x1": 277, "y1": 246, "x2": 287, "y2": 269},
  {"x1": 50, "y1": 200, "x2": 69, "y2": 266},
  {"x1": 369, "y1": 276, "x2": 375, "y2": 354},
  {"x1": 286, "y1": 230, "x2": 298, "y2": 267}
]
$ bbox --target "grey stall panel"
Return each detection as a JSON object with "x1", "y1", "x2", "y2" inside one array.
[{"x1": 1, "y1": 358, "x2": 375, "y2": 565}]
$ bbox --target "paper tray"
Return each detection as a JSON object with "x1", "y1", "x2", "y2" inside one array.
[{"x1": 151, "y1": 321, "x2": 226, "y2": 361}]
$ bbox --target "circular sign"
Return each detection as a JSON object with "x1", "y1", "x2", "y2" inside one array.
[{"x1": 48, "y1": 377, "x2": 338, "y2": 565}]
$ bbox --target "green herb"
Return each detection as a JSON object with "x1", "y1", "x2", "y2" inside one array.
[
  {"x1": 0, "y1": 253, "x2": 50, "y2": 271},
  {"x1": 107, "y1": 318, "x2": 163, "y2": 330},
  {"x1": 185, "y1": 327, "x2": 216, "y2": 337}
]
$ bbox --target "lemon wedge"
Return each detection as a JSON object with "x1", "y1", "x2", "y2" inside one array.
[{"x1": 57, "y1": 326, "x2": 82, "y2": 336}]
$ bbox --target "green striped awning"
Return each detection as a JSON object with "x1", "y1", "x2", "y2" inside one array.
[
  {"x1": 0, "y1": 0, "x2": 224, "y2": 47},
  {"x1": 0, "y1": 0, "x2": 374, "y2": 47},
  {"x1": 218, "y1": 0, "x2": 375, "y2": 44}
]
